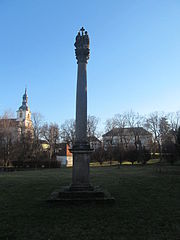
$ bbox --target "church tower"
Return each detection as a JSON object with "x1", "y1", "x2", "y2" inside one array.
[{"x1": 16, "y1": 88, "x2": 32, "y2": 129}]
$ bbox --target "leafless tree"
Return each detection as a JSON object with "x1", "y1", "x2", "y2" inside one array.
[
  {"x1": 159, "y1": 116, "x2": 171, "y2": 144},
  {"x1": 104, "y1": 117, "x2": 117, "y2": 146},
  {"x1": 31, "y1": 112, "x2": 44, "y2": 162},
  {"x1": 0, "y1": 111, "x2": 15, "y2": 166},
  {"x1": 144, "y1": 112, "x2": 161, "y2": 156},
  {"x1": 17, "y1": 129, "x2": 33, "y2": 163},
  {"x1": 60, "y1": 115, "x2": 100, "y2": 145},
  {"x1": 91, "y1": 147, "x2": 105, "y2": 165},
  {"x1": 87, "y1": 115, "x2": 100, "y2": 138},
  {"x1": 125, "y1": 111, "x2": 144, "y2": 150},
  {"x1": 167, "y1": 111, "x2": 180, "y2": 143},
  {"x1": 114, "y1": 113, "x2": 126, "y2": 138},
  {"x1": 105, "y1": 111, "x2": 144, "y2": 149},
  {"x1": 105, "y1": 117, "x2": 116, "y2": 133},
  {"x1": 60, "y1": 119, "x2": 76, "y2": 145},
  {"x1": 144, "y1": 112, "x2": 171, "y2": 160},
  {"x1": 41, "y1": 123, "x2": 60, "y2": 163}
]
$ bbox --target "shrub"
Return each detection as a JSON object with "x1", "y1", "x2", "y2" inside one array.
[
  {"x1": 162, "y1": 142, "x2": 179, "y2": 165},
  {"x1": 11, "y1": 159, "x2": 61, "y2": 169},
  {"x1": 91, "y1": 147, "x2": 105, "y2": 165}
]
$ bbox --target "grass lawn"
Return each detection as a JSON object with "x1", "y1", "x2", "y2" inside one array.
[{"x1": 0, "y1": 165, "x2": 180, "y2": 240}]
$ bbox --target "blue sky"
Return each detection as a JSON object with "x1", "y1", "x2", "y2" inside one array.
[{"x1": 0, "y1": 0, "x2": 180, "y2": 129}]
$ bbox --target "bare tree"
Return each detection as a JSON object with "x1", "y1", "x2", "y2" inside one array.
[
  {"x1": 144, "y1": 112, "x2": 161, "y2": 157},
  {"x1": 115, "y1": 113, "x2": 130, "y2": 148},
  {"x1": 17, "y1": 129, "x2": 33, "y2": 163},
  {"x1": 104, "y1": 113, "x2": 129, "y2": 149},
  {"x1": 159, "y1": 116, "x2": 171, "y2": 144},
  {"x1": 105, "y1": 111, "x2": 144, "y2": 149},
  {"x1": 41, "y1": 123, "x2": 60, "y2": 163},
  {"x1": 144, "y1": 112, "x2": 170, "y2": 160},
  {"x1": 31, "y1": 112, "x2": 44, "y2": 162},
  {"x1": 0, "y1": 111, "x2": 15, "y2": 166},
  {"x1": 87, "y1": 115, "x2": 99, "y2": 138},
  {"x1": 104, "y1": 117, "x2": 117, "y2": 146},
  {"x1": 167, "y1": 111, "x2": 180, "y2": 143},
  {"x1": 114, "y1": 113, "x2": 127, "y2": 128},
  {"x1": 91, "y1": 147, "x2": 105, "y2": 165},
  {"x1": 125, "y1": 111, "x2": 144, "y2": 150},
  {"x1": 105, "y1": 117, "x2": 116, "y2": 133},
  {"x1": 60, "y1": 119, "x2": 76, "y2": 145},
  {"x1": 60, "y1": 115, "x2": 100, "y2": 145}
]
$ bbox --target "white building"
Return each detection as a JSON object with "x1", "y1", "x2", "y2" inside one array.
[
  {"x1": 0, "y1": 89, "x2": 33, "y2": 140},
  {"x1": 102, "y1": 127, "x2": 152, "y2": 150}
]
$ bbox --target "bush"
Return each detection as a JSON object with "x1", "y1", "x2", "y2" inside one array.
[
  {"x1": 112, "y1": 146, "x2": 124, "y2": 165},
  {"x1": 91, "y1": 148, "x2": 105, "y2": 165},
  {"x1": 11, "y1": 159, "x2": 61, "y2": 169},
  {"x1": 162, "y1": 142, "x2": 179, "y2": 165},
  {"x1": 124, "y1": 149, "x2": 138, "y2": 165},
  {"x1": 138, "y1": 147, "x2": 151, "y2": 165}
]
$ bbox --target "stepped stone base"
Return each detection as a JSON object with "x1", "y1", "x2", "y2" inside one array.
[{"x1": 48, "y1": 186, "x2": 115, "y2": 204}]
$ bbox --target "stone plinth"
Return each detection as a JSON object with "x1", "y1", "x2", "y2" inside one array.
[
  {"x1": 70, "y1": 149, "x2": 93, "y2": 191},
  {"x1": 48, "y1": 186, "x2": 114, "y2": 204}
]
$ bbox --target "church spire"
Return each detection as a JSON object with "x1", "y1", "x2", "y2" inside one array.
[
  {"x1": 21, "y1": 88, "x2": 28, "y2": 110},
  {"x1": 16, "y1": 88, "x2": 32, "y2": 130}
]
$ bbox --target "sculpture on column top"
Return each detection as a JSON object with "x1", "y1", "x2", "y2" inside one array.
[{"x1": 75, "y1": 27, "x2": 90, "y2": 63}]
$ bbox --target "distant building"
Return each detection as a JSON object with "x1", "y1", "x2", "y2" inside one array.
[
  {"x1": 40, "y1": 139, "x2": 49, "y2": 151},
  {"x1": 88, "y1": 136, "x2": 102, "y2": 150},
  {"x1": 55, "y1": 137, "x2": 102, "y2": 167},
  {"x1": 56, "y1": 143, "x2": 73, "y2": 167},
  {"x1": 102, "y1": 127, "x2": 152, "y2": 150},
  {"x1": 0, "y1": 89, "x2": 33, "y2": 141}
]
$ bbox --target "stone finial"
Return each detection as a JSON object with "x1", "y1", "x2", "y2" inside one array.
[{"x1": 74, "y1": 27, "x2": 90, "y2": 63}]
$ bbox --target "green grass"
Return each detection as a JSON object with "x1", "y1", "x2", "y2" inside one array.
[
  {"x1": 89, "y1": 159, "x2": 160, "y2": 167},
  {"x1": 0, "y1": 166, "x2": 180, "y2": 240}
]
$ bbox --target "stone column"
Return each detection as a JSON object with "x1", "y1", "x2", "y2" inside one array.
[
  {"x1": 48, "y1": 28, "x2": 114, "y2": 203},
  {"x1": 70, "y1": 27, "x2": 93, "y2": 191}
]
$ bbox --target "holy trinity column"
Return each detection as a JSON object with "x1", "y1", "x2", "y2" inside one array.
[{"x1": 70, "y1": 27, "x2": 93, "y2": 191}]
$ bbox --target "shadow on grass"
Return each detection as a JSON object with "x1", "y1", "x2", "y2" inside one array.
[{"x1": 0, "y1": 166, "x2": 180, "y2": 240}]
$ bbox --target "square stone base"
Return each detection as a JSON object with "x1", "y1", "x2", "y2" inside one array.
[{"x1": 47, "y1": 186, "x2": 115, "y2": 204}]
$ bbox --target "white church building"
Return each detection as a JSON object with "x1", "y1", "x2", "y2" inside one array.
[{"x1": 0, "y1": 89, "x2": 33, "y2": 140}]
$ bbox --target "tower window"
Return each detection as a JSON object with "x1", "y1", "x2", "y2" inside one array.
[{"x1": 20, "y1": 112, "x2": 22, "y2": 118}]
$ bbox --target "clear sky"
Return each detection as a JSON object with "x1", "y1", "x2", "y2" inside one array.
[{"x1": 0, "y1": 0, "x2": 180, "y2": 129}]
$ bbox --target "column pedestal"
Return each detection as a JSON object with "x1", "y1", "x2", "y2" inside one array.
[{"x1": 70, "y1": 145, "x2": 94, "y2": 191}]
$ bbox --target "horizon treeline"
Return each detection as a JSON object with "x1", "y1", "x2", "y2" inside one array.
[{"x1": 0, "y1": 110, "x2": 180, "y2": 167}]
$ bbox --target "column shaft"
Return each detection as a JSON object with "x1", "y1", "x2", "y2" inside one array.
[{"x1": 75, "y1": 62, "x2": 87, "y2": 144}]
